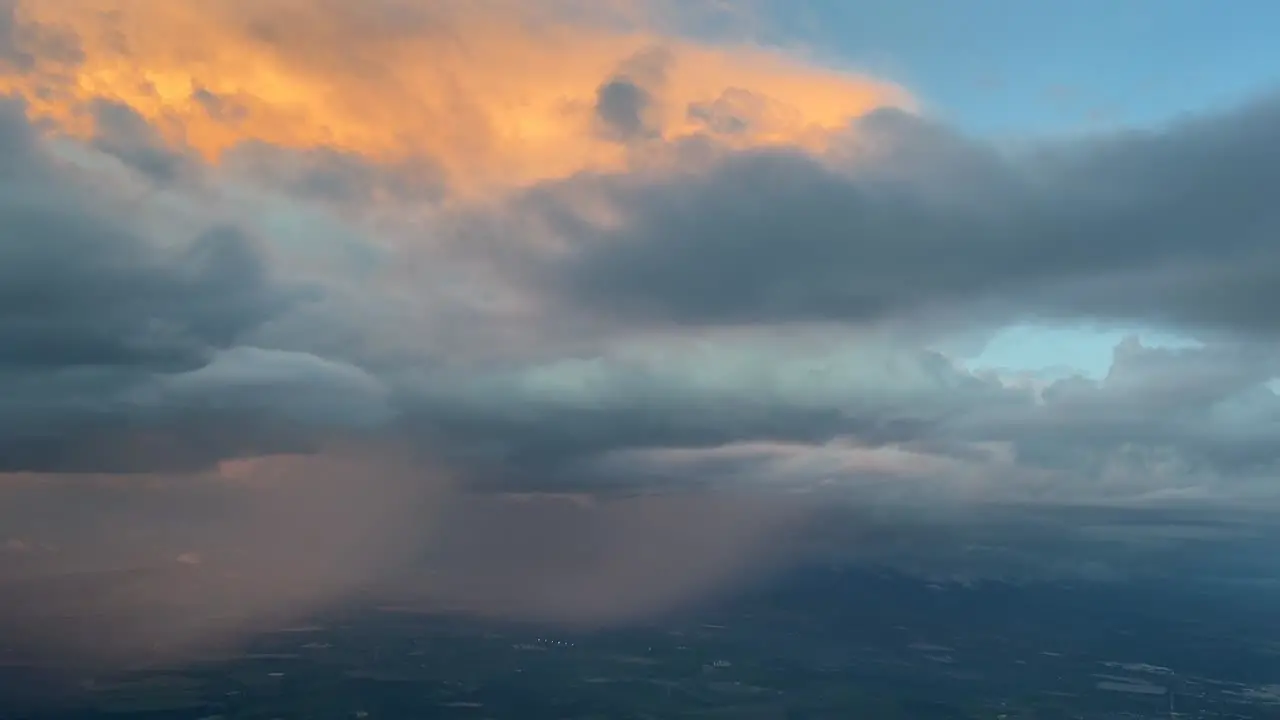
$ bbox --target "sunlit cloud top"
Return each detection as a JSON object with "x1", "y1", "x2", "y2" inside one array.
[{"x1": 2, "y1": 0, "x2": 907, "y2": 195}]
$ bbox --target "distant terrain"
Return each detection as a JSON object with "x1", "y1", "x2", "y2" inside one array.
[{"x1": 2, "y1": 563, "x2": 1278, "y2": 719}]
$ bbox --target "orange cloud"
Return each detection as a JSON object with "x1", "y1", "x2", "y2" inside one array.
[{"x1": 2, "y1": 0, "x2": 909, "y2": 196}]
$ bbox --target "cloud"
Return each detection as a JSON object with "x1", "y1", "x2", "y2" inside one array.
[
  {"x1": 407, "y1": 329, "x2": 1016, "y2": 487},
  {"x1": 1, "y1": 7, "x2": 1278, "y2": 492},
  {"x1": 0, "y1": 94, "x2": 347, "y2": 473},
  {"x1": 0, "y1": 99, "x2": 284, "y2": 374},
  {"x1": 963, "y1": 338, "x2": 1280, "y2": 499},
  {"x1": 0, "y1": 0, "x2": 906, "y2": 196},
  {"x1": 220, "y1": 142, "x2": 447, "y2": 205},
  {"x1": 544, "y1": 97, "x2": 1280, "y2": 336},
  {"x1": 406, "y1": 329, "x2": 1280, "y2": 506},
  {"x1": 144, "y1": 346, "x2": 393, "y2": 428},
  {"x1": 594, "y1": 46, "x2": 670, "y2": 141},
  {"x1": 88, "y1": 99, "x2": 196, "y2": 184},
  {"x1": 0, "y1": 1, "x2": 1276, "y2": 498}
]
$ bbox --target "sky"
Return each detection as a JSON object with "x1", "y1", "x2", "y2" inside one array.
[
  {"x1": 2, "y1": 0, "x2": 1280, "y2": 666},
  {"x1": 773, "y1": 0, "x2": 1280, "y2": 135}
]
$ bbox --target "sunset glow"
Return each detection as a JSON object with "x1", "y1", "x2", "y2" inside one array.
[{"x1": 3, "y1": 0, "x2": 908, "y2": 195}]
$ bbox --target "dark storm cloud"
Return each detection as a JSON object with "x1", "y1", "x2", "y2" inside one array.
[
  {"x1": 0, "y1": 223, "x2": 276, "y2": 368},
  {"x1": 548, "y1": 96, "x2": 1280, "y2": 336},
  {"x1": 0, "y1": 97, "x2": 322, "y2": 471},
  {"x1": 594, "y1": 46, "x2": 670, "y2": 141},
  {"x1": 0, "y1": 413, "x2": 328, "y2": 473}
]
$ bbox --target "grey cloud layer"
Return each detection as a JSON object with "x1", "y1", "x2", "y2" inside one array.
[
  {"x1": 408, "y1": 337, "x2": 1011, "y2": 485},
  {"x1": 3, "y1": 83, "x2": 1280, "y2": 504},
  {"x1": 547, "y1": 97, "x2": 1280, "y2": 335},
  {"x1": 0, "y1": 97, "x2": 364, "y2": 471},
  {"x1": 0, "y1": 100, "x2": 286, "y2": 372},
  {"x1": 407, "y1": 335, "x2": 1280, "y2": 503}
]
